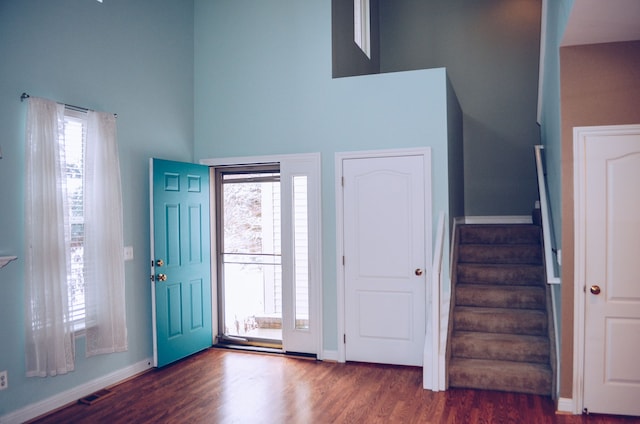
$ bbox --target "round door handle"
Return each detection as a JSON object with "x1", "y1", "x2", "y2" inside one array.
[
  {"x1": 156, "y1": 259, "x2": 164, "y2": 267},
  {"x1": 590, "y1": 285, "x2": 601, "y2": 295},
  {"x1": 157, "y1": 273, "x2": 168, "y2": 282},
  {"x1": 415, "y1": 268, "x2": 424, "y2": 276}
]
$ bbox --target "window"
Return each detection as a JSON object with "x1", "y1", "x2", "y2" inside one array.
[
  {"x1": 354, "y1": 0, "x2": 371, "y2": 58},
  {"x1": 62, "y1": 110, "x2": 87, "y2": 331}
]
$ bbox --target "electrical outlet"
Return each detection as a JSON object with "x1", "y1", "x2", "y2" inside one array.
[{"x1": 0, "y1": 370, "x2": 7, "y2": 390}]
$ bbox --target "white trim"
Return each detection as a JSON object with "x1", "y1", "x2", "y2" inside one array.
[
  {"x1": 149, "y1": 159, "x2": 158, "y2": 367},
  {"x1": 573, "y1": 126, "x2": 588, "y2": 415},
  {"x1": 572, "y1": 123, "x2": 640, "y2": 415},
  {"x1": 1, "y1": 358, "x2": 153, "y2": 424},
  {"x1": 335, "y1": 147, "x2": 432, "y2": 364},
  {"x1": 200, "y1": 152, "x2": 313, "y2": 167},
  {"x1": 536, "y1": 0, "x2": 548, "y2": 124},
  {"x1": 322, "y1": 349, "x2": 339, "y2": 362},
  {"x1": 461, "y1": 215, "x2": 533, "y2": 225},
  {"x1": 557, "y1": 397, "x2": 576, "y2": 414},
  {"x1": 424, "y1": 211, "x2": 447, "y2": 391},
  {"x1": 201, "y1": 153, "x2": 323, "y2": 358}
]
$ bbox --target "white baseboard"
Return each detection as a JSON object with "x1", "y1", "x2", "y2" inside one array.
[
  {"x1": 1, "y1": 357, "x2": 153, "y2": 424},
  {"x1": 557, "y1": 397, "x2": 576, "y2": 415},
  {"x1": 321, "y1": 349, "x2": 339, "y2": 362},
  {"x1": 462, "y1": 215, "x2": 533, "y2": 224}
]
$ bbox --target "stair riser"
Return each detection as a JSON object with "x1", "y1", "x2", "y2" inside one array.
[
  {"x1": 449, "y1": 361, "x2": 552, "y2": 396},
  {"x1": 457, "y1": 264, "x2": 544, "y2": 285},
  {"x1": 458, "y1": 245, "x2": 542, "y2": 265},
  {"x1": 456, "y1": 286, "x2": 545, "y2": 309},
  {"x1": 451, "y1": 336, "x2": 550, "y2": 363},
  {"x1": 454, "y1": 310, "x2": 547, "y2": 336}
]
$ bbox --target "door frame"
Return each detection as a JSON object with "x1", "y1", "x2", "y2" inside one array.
[
  {"x1": 335, "y1": 147, "x2": 432, "y2": 364},
  {"x1": 572, "y1": 123, "x2": 640, "y2": 414},
  {"x1": 200, "y1": 153, "x2": 323, "y2": 357}
]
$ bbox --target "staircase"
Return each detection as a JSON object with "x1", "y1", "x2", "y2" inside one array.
[{"x1": 448, "y1": 224, "x2": 552, "y2": 395}]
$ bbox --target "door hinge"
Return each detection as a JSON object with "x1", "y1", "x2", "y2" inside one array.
[
  {"x1": 342, "y1": 255, "x2": 345, "y2": 266},
  {"x1": 343, "y1": 334, "x2": 346, "y2": 344},
  {"x1": 341, "y1": 176, "x2": 344, "y2": 187}
]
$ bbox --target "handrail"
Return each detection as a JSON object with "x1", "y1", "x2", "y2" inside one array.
[
  {"x1": 534, "y1": 145, "x2": 560, "y2": 285},
  {"x1": 424, "y1": 211, "x2": 447, "y2": 391},
  {"x1": 535, "y1": 144, "x2": 561, "y2": 399}
]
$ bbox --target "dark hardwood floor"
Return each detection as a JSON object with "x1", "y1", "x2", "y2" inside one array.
[{"x1": 30, "y1": 348, "x2": 639, "y2": 423}]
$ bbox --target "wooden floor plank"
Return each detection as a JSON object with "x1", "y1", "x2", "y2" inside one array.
[{"x1": 28, "y1": 348, "x2": 639, "y2": 423}]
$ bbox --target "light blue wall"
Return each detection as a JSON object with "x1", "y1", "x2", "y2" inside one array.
[
  {"x1": 194, "y1": 1, "x2": 456, "y2": 351},
  {"x1": 539, "y1": 0, "x2": 574, "y2": 248},
  {"x1": 379, "y1": 0, "x2": 542, "y2": 216},
  {"x1": 538, "y1": 0, "x2": 574, "y2": 345},
  {"x1": 0, "y1": 0, "x2": 193, "y2": 416}
]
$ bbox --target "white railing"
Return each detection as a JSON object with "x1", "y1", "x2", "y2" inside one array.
[
  {"x1": 424, "y1": 211, "x2": 447, "y2": 391},
  {"x1": 534, "y1": 145, "x2": 560, "y2": 285},
  {"x1": 534, "y1": 144, "x2": 561, "y2": 398}
]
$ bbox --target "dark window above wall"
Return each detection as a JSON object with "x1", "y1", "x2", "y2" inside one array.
[{"x1": 332, "y1": 0, "x2": 380, "y2": 78}]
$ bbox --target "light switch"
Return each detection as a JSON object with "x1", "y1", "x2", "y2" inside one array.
[{"x1": 124, "y1": 246, "x2": 134, "y2": 261}]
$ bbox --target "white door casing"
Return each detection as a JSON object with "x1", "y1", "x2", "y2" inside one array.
[
  {"x1": 574, "y1": 124, "x2": 640, "y2": 416},
  {"x1": 201, "y1": 153, "x2": 323, "y2": 357},
  {"x1": 336, "y1": 148, "x2": 431, "y2": 366}
]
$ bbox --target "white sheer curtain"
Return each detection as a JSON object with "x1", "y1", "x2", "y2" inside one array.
[
  {"x1": 24, "y1": 97, "x2": 76, "y2": 377},
  {"x1": 84, "y1": 111, "x2": 128, "y2": 356},
  {"x1": 24, "y1": 99, "x2": 127, "y2": 377}
]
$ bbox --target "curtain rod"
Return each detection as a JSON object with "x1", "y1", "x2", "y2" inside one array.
[{"x1": 20, "y1": 92, "x2": 117, "y2": 118}]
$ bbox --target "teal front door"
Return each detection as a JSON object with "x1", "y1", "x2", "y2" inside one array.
[{"x1": 150, "y1": 158, "x2": 212, "y2": 367}]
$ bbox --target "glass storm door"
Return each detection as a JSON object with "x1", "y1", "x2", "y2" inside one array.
[{"x1": 216, "y1": 166, "x2": 285, "y2": 348}]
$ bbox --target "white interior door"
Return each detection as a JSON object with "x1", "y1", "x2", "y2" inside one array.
[
  {"x1": 577, "y1": 125, "x2": 640, "y2": 416},
  {"x1": 342, "y1": 153, "x2": 429, "y2": 366}
]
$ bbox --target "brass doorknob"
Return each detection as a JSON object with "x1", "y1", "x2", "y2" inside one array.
[
  {"x1": 415, "y1": 268, "x2": 424, "y2": 276},
  {"x1": 590, "y1": 285, "x2": 601, "y2": 295},
  {"x1": 157, "y1": 273, "x2": 167, "y2": 282},
  {"x1": 156, "y1": 259, "x2": 164, "y2": 267}
]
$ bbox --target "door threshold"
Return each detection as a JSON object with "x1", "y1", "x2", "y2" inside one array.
[
  {"x1": 212, "y1": 344, "x2": 318, "y2": 360},
  {"x1": 214, "y1": 343, "x2": 284, "y2": 355}
]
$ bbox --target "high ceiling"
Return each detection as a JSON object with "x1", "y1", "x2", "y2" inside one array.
[{"x1": 562, "y1": 0, "x2": 640, "y2": 46}]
